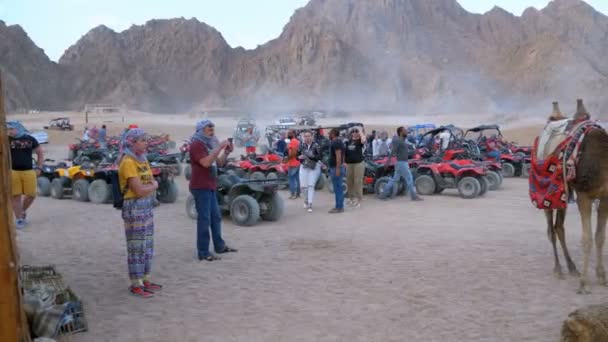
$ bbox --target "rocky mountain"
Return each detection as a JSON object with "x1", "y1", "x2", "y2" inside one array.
[{"x1": 1, "y1": 0, "x2": 607, "y2": 114}]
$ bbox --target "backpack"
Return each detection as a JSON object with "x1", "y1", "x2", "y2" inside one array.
[{"x1": 111, "y1": 170, "x2": 125, "y2": 209}]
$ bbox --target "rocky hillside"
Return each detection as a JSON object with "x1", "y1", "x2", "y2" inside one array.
[{"x1": 1, "y1": 0, "x2": 607, "y2": 114}]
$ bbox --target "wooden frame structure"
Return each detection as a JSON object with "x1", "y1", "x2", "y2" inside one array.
[{"x1": 0, "y1": 74, "x2": 29, "y2": 341}]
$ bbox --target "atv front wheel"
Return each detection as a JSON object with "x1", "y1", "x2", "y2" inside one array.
[
  {"x1": 315, "y1": 173, "x2": 326, "y2": 190},
  {"x1": 50, "y1": 177, "x2": 69, "y2": 199},
  {"x1": 37, "y1": 177, "x2": 51, "y2": 197},
  {"x1": 88, "y1": 179, "x2": 111, "y2": 204},
  {"x1": 501, "y1": 163, "x2": 515, "y2": 178},
  {"x1": 158, "y1": 180, "x2": 179, "y2": 203},
  {"x1": 185, "y1": 194, "x2": 198, "y2": 220},
  {"x1": 184, "y1": 165, "x2": 192, "y2": 181},
  {"x1": 230, "y1": 195, "x2": 260, "y2": 226},
  {"x1": 374, "y1": 176, "x2": 398, "y2": 198},
  {"x1": 457, "y1": 177, "x2": 481, "y2": 199},
  {"x1": 260, "y1": 193, "x2": 284, "y2": 222},
  {"x1": 73, "y1": 179, "x2": 90, "y2": 202},
  {"x1": 250, "y1": 171, "x2": 266, "y2": 181},
  {"x1": 415, "y1": 175, "x2": 436, "y2": 196},
  {"x1": 266, "y1": 172, "x2": 278, "y2": 181},
  {"x1": 478, "y1": 176, "x2": 489, "y2": 196},
  {"x1": 521, "y1": 163, "x2": 531, "y2": 178},
  {"x1": 486, "y1": 171, "x2": 502, "y2": 191}
]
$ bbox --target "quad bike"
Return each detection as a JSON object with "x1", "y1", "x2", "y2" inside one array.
[
  {"x1": 36, "y1": 159, "x2": 69, "y2": 197},
  {"x1": 414, "y1": 161, "x2": 490, "y2": 199},
  {"x1": 50, "y1": 160, "x2": 98, "y2": 201},
  {"x1": 185, "y1": 172, "x2": 285, "y2": 227},
  {"x1": 68, "y1": 139, "x2": 101, "y2": 160},
  {"x1": 463, "y1": 125, "x2": 530, "y2": 178}
]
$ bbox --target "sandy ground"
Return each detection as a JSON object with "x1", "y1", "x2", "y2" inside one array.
[{"x1": 10, "y1": 111, "x2": 602, "y2": 342}]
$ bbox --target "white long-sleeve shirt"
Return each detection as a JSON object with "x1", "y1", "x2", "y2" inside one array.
[{"x1": 373, "y1": 138, "x2": 392, "y2": 157}]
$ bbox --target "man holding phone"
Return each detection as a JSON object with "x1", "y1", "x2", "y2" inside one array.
[{"x1": 190, "y1": 120, "x2": 238, "y2": 261}]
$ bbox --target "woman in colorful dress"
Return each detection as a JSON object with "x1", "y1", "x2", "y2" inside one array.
[{"x1": 118, "y1": 128, "x2": 162, "y2": 298}]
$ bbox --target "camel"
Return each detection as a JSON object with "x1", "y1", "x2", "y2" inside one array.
[{"x1": 540, "y1": 99, "x2": 608, "y2": 294}]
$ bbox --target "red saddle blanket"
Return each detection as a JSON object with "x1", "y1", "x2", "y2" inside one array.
[{"x1": 529, "y1": 121, "x2": 601, "y2": 210}]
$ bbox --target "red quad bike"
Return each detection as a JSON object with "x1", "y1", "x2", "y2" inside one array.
[
  {"x1": 415, "y1": 126, "x2": 503, "y2": 191},
  {"x1": 463, "y1": 125, "x2": 530, "y2": 178},
  {"x1": 68, "y1": 139, "x2": 100, "y2": 160},
  {"x1": 414, "y1": 161, "x2": 490, "y2": 199}
]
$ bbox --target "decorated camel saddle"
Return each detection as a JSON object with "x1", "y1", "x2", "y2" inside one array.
[
  {"x1": 529, "y1": 119, "x2": 602, "y2": 209},
  {"x1": 528, "y1": 99, "x2": 605, "y2": 209}
]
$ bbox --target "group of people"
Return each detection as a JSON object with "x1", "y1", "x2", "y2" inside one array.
[
  {"x1": 82, "y1": 124, "x2": 108, "y2": 149},
  {"x1": 7, "y1": 118, "x2": 422, "y2": 299},
  {"x1": 116, "y1": 119, "x2": 238, "y2": 297},
  {"x1": 282, "y1": 125, "x2": 423, "y2": 214}
]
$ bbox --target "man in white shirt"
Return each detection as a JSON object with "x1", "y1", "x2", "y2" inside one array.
[{"x1": 373, "y1": 131, "x2": 392, "y2": 157}]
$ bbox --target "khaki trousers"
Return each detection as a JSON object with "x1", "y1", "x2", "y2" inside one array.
[{"x1": 346, "y1": 162, "x2": 364, "y2": 200}]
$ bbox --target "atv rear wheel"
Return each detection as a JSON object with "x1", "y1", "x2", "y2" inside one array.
[
  {"x1": 184, "y1": 165, "x2": 192, "y2": 181},
  {"x1": 415, "y1": 175, "x2": 436, "y2": 196},
  {"x1": 73, "y1": 179, "x2": 90, "y2": 202},
  {"x1": 375, "y1": 176, "x2": 398, "y2": 198},
  {"x1": 185, "y1": 194, "x2": 198, "y2": 220},
  {"x1": 157, "y1": 180, "x2": 179, "y2": 203},
  {"x1": 68, "y1": 149, "x2": 76, "y2": 161},
  {"x1": 501, "y1": 163, "x2": 515, "y2": 178},
  {"x1": 230, "y1": 195, "x2": 260, "y2": 226},
  {"x1": 37, "y1": 177, "x2": 51, "y2": 197},
  {"x1": 88, "y1": 179, "x2": 111, "y2": 204},
  {"x1": 315, "y1": 173, "x2": 326, "y2": 190},
  {"x1": 457, "y1": 177, "x2": 481, "y2": 199},
  {"x1": 260, "y1": 193, "x2": 284, "y2": 222},
  {"x1": 479, "y1": 176, "x2": 489, "y2": 196},
  {"x1": 50, "y1": 177, "x2": 69, "y2": 199},
  {"x1": 486, "y1": 171, "x2": 502, "y2": 191}
]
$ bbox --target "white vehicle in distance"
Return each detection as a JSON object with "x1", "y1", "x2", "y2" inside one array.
[
  {"x1": 27, "y1": 129, "x2": 49, "y2": 144},
  {"x1": 275, "y1": 116, "x2": 297, "y2": 127}
]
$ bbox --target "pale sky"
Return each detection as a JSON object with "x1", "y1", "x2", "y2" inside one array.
[{"x1": 0, "y1": 0, "x2": 606, "y2": 62}]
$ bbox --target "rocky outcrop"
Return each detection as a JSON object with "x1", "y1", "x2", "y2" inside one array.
[{"x1": 1, "y1": 0, "x2": 607, "y2": 114}]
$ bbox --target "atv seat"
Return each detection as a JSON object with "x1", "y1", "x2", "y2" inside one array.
[{"x1": 449, "y1": 163, "x2": 471, "y2": 170}]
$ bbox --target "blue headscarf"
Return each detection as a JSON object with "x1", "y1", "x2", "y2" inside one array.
[
  {"x1": 121, "y1": 128, "x2": 148, "y2": 162},
  {"x1": 7, "y1": 120, "x2": 26, "y2": 138},
  {"x1": 191, "y1": 119, "x2": 219, "y2": 150}
]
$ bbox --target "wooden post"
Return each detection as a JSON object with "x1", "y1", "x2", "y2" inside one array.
[{"x1": 0, "y1": 74, "x2": 28, "y2": 341}]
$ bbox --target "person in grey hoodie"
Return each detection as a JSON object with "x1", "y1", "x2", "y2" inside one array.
[{"x1": 381, "y1": 126, "x2": 423, "y2": 201}]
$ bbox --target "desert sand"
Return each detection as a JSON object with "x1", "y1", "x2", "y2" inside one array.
[{"x1": 9, "y1": 111, "x2": 600, "y2": 342}]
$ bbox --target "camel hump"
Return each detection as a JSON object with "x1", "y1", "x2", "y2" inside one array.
[{"x1": 560, "y1": 304, "x2": 608, "y2": 341}]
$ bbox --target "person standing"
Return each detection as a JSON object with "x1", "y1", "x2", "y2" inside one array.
[
  {"x1": 82, "y1": 126, "x2": 90, "y2": 142},
  {"x1": 244, "y1": 127, "x2": 258, "y2": 155},
  {"x1": 373, "y1": 131, "x2": 392, "y2": 158},
  {"x1": 328, "y1": 128, "x2": 346, "y2": 213},
  {"x1": 190, "y1": 120, "x2": 238, "y2": 262},
  {"x1": 7, "y1": 121, "x2": 44, "y2": 229},
  {"x1": 345, "y1": 127, "x2": 366, "y2": 208},
  {"x1": 298, "y1": 131, "x2": 322, "y2": 213},
  {"x1": 98, "y1": 124, "x2": 108, "y2": 149},
  {"x1": 275, "y1": 131, "x2": 287, "y2": 157},
  {"x1": 118, "y1": 128, "x2": 163, "y2": 298},
  {"x1": 382, "y1": 126, "x2": 423, "y2": 202},
  {"x1": 286, "y1": 129, "x2": 301, "y2": 199}
]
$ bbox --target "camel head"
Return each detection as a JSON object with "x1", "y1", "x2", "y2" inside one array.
[
  {"x1": 574, "y1": 99, "x2": 590, "y2": 122},
  {"x1": 548, "y1": 101, "x2": 566, "y2": 122}
]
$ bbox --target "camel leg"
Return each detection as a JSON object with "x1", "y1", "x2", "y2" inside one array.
[
  {"x1": 577, "y1": 194, "x2": 594, "y2": 294},
  {"x1": 545, "y1": 209, "x2": 563, "y2": 277},
  {"x1": 555, "y1": 208, "x2": 579, "y2": 276},
  {"x1": 595, "y1": 199, "x2": 608, "y2": 286}
]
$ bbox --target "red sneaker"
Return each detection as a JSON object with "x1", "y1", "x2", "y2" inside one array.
[
  {"x1": 130, "y1": 286, "x2": 154, "y2": 298},
  {"x1": 143, "y1": 281, "x2": 163, "y2": 292}
]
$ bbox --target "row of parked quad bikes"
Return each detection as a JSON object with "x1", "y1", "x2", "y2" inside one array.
[
  {"x1": 37, "y1": 134, "x2": 181, "y2": 205},
  {"x1": 181, "y1": 124, "x2": 532, "y2": 202},
  {"x1": 36, "y1": 124, "x2": 531, "y2": 227}
]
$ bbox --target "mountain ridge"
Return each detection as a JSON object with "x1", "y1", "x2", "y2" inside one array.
[{"x1": 1, "y1": 0, "x2": 607, "y2": 115}]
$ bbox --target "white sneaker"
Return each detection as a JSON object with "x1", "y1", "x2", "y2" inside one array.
[
  {"x1": 303, "y1": 201, "x2": 309, "y2": 209},
  {"x1": 307, "y1": 205, "x2": 313, "y2": 213}
]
